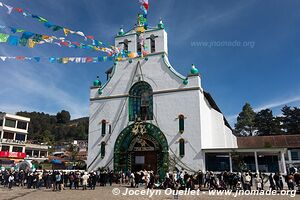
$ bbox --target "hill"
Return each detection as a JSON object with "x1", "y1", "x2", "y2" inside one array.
[{"x1": 16, "y1": 111, "x2": 88, "y2": 144}]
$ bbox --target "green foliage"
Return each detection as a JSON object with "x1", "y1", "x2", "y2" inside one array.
[
  {"x1": 254, "y1": 109, "x2": 282, "y2": 135},
  {"x1": 56, "y1": 110, "x2": 71, "y2": 124},
  {"x1": 281, "y1": 106, "x2": 300, "y2": 134},
  {"x1": 235, "y1": 103, "x2": 256, "y2": 136},
  {"x1": 16, "y1": 111, "x2": 88, "y2": 144},
  {"x1": 234, "y1": 103, "x2": 300, "y2": 136}
]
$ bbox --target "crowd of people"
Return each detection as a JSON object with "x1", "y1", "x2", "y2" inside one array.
[{"x1": 0, "y1": 168, "x2": 299, "y2": 193}]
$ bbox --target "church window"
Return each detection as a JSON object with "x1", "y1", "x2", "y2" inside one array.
[
  {"x1": 150, "y1": 34, "x2": 156, "y2": 53},
  {"x1": 129, "y1": 81, "x2": 153, "y2": 121},
  {"x1": 101, "y1": 142, "x2": 105, "y2": 158},
  {"x1": 179, "y1": 139, "x2": 185, "y2": 157},
  {"x1": 101, "y1": 120, "x2": 106, "y2": 137},
  {"x1": 137, "y1": 40, "x2": 142, "y2": 55},
  {"x1": 109, "y1": 124, "x2": 112, "y2": 134},
  {"x1": 179, "y1": 114, "x2": 185, "y2": 133},
  {"x1": 123, "y1": 39, "x2": 129, "y2": 52}
]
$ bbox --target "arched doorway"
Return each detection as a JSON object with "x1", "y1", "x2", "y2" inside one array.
[{"x1": 114, "y1": 122, "x2": 169, "y2": 178}]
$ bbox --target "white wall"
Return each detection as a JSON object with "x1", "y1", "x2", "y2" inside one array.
[{"x1": 88, "y1": 28, "x2": 237, "y2": 172}]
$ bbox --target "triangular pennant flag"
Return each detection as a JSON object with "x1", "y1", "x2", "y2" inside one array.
[
  {"x1": 4, "y1": 4, "x2": 13, "y2": 14},
  {"x1": 0, "y1": 56, "x2": 7, "y2": 61},
  {"x1": 49, "y1": 57, "x2": 56, "y2": 63},
  {"x1": 63, "y1": 28, "x2": 70, "y2": 36},
  {"x1": 62, "y1": 57, "x2": 69, "y2": 64},
  {"x1": 0, "y1": 33, "x2": 9, "y2": 42},
  {"x1": 33, "y1": 57, "x2": 40, "y2": 62},
  {"x1": 75, "y1": 57, "x2": 81, "y2": 63}
]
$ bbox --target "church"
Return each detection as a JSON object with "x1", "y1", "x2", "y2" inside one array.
[{"x1": 87, "y1": 18, "x2": 238, "y2": 177}]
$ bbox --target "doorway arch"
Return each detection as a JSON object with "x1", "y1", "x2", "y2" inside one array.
[{"x1": 114, "y1": 122, "x2": 169, "y2": 178}]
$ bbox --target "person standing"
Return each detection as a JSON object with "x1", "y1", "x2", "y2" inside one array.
[
  {"x1": 197, "y1": 170, "x2": 203, "y2": 190},
  {"x1": 81, "y1": 172, "x2": 89, "y2": 190},
  {"x1": 8, "y1": 173, "x2": 14, "y2": 189},
  {"x1": 254, "y1": 174, "x2": 262, "y2": 190},
  {"x1": 54, "y1": 171, "x2": 62, "y2": 191}
]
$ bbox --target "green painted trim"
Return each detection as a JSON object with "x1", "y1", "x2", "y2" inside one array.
[{"x1": 113, "y1": 122, "x2": 169, "y2": 178}]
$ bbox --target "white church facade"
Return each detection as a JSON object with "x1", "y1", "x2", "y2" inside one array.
[{"x1": 87, "y1": 20, "x2": 238, "y2": 177}]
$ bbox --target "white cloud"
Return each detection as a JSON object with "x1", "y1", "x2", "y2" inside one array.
[{"x1": 0, "y1": 57, "x2": 87, "y2": 119}]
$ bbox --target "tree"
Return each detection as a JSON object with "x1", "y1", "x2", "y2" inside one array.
[
  {"x1": 56, "y1": 110, "x2": 71, "y2": 124},
  {"x1": 235, "y1": 103, "x2": 256, "y2": 136},
  {"x1": 281, "y1": 106, "x2": 300, "y2": 134},
  {"x1": 254, "y1": 109, "x2": 281, "y2": 135}
]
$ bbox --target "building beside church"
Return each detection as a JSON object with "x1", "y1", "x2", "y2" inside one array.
[
  {"x1": 0, "y1": 113, "x2": 29, "y2": 167},
  {"x1": 87, "y1": 18, "x2": 238, "y2": 176}
]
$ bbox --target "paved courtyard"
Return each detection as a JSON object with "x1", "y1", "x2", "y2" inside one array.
[{"x1": 0, "y1": 186, "x2": 299, "y2": 200}]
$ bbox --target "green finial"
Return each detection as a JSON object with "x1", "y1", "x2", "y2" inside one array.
[
  {"x1": 190, "y1": 64, "x2": 199, "y2": 75},
  {"x1": 98, "y1": 88, "x2": 103, "y2": 95},
  {"x1": 129, "y1": 59, "x2": 133, "y2": 63},
  {"x1": 158, "y1": 19, "x2": 164, "y2": 29},
  {"x1": 93, "y1": 76, "x2": 101, "y2": 87},
  {"x1": 183, "y1": 78, "x2": 188, "y2": 85},
  {"x1": 145, "y1": 57, "x2": 149, "y2": 61},
  {"x1": 118, "y1": 27, "x2": 125, "y2": 36}
]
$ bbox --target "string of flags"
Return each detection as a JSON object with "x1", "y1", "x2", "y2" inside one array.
[
  {"x1": 0, "y1": 1, "x2": 152, "y2": 65},
  {"x1": 0, "y1": 1, "x2": 118, "y2": 54},
  {"x1": 0, "y1": 27, "x2": 117, "y2": 55},
  {"x1": 0, "y1": 55, "x2": 115, "y2": 64}
]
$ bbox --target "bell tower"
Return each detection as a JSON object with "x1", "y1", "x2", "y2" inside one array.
[{"x1": 114, "y1": 19, "x2": 168, "y2": 56}]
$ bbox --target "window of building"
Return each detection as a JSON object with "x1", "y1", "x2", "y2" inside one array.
[
  {"x1": 179, "y1": 114, "x2": 185, "y2": 133},
  {"x1": 179, "y1": 139, "x2": 185, "y2": 157},
  {"x1": 101, "y1": 142, "x2": 105, "y2": 158},
  {"x1": 129, "y1": 81, "x2": 153, "y2": 121},
  {"x1": 0, "y1": 119, "x2": 3, "y2": 126},
  {"x1": 3, "y1": 132, "x2": 14, "y2": 139},
  {"x1": 15, "y1": 134, "x2": 26, "y2": 141},
  {"x1": 5, "y1": 119, "x2": 16, "y2": 128},
  {"x1": 101, "y1": 120, "x2": 106, "y2": 137},
  {"x1": 291, "y1": 149, "x2": 300, "y2": 161},
  {"x1": 1, "y1": 145, "x2": 10, "y2": 151},
  {"x1": 123, "y1": 39, "x2": 129, "y2": 52},
  {"x1": 40, "y1": 151, "x2": 47, "y2": 158},
  {"x1": 25, "y1": 150, "x2": 33, "y2": 157},
  {"x1": 150, "y1": 34, "x2": 156, "y2": 53},
  {"x1": 109, "y1": 125, "x2": 112, "y2": 134},
  {"x1": 17, "y1": 121, "x2": 27, "y2": 130},
  {"x1": 12, "y1": 146, "x2": 23, "y2": 152},
  {"x1": 137, "y1": 39, "x2": 142, "y2": 55}
]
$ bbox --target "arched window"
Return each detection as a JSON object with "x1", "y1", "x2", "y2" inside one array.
[
  {"x1": 179, "y1": 114, "x2": 185, "y2": 133},
  {"x1": 101, "y1": 120, "x2": 106, "y2": 137},
  {"x1": 129, "y1": 81, "x2": 153, "y2": 121},
  {"x1": 179, "y1": 139, "x2": 185, "y2": 157},
  {"x1": 101, "y1": 142, "x2": 105, "y2": 158},
  {"x1": 123, "y1": 39, "x2": 129, "y2": 52},
  {"x1": 150, "y1": 34, "x2": 156, "y2": 53}
]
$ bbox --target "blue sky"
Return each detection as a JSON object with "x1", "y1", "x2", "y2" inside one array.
[{"x1": 0, "y1": 0, "x2": 299, "y2": 126}]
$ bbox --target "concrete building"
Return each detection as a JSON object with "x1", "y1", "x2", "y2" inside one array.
[
  {"x1": 0, "y1": 113, "x2": 30, "y2": 167},
  {"x1": 87, "y1": 19, "x2": 237, "y2": 176},
  {"x1": 25, "y1": 142, "x2": 49, "y2": 162}
]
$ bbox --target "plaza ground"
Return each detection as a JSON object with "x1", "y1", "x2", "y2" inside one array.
[{"x1": 0, "y1": 185, "x2": 299, "y2": 200}]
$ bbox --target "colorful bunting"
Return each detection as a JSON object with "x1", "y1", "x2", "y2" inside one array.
[{"x1": 0, "y1": 33, "x2": 9, "y2": 42}]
